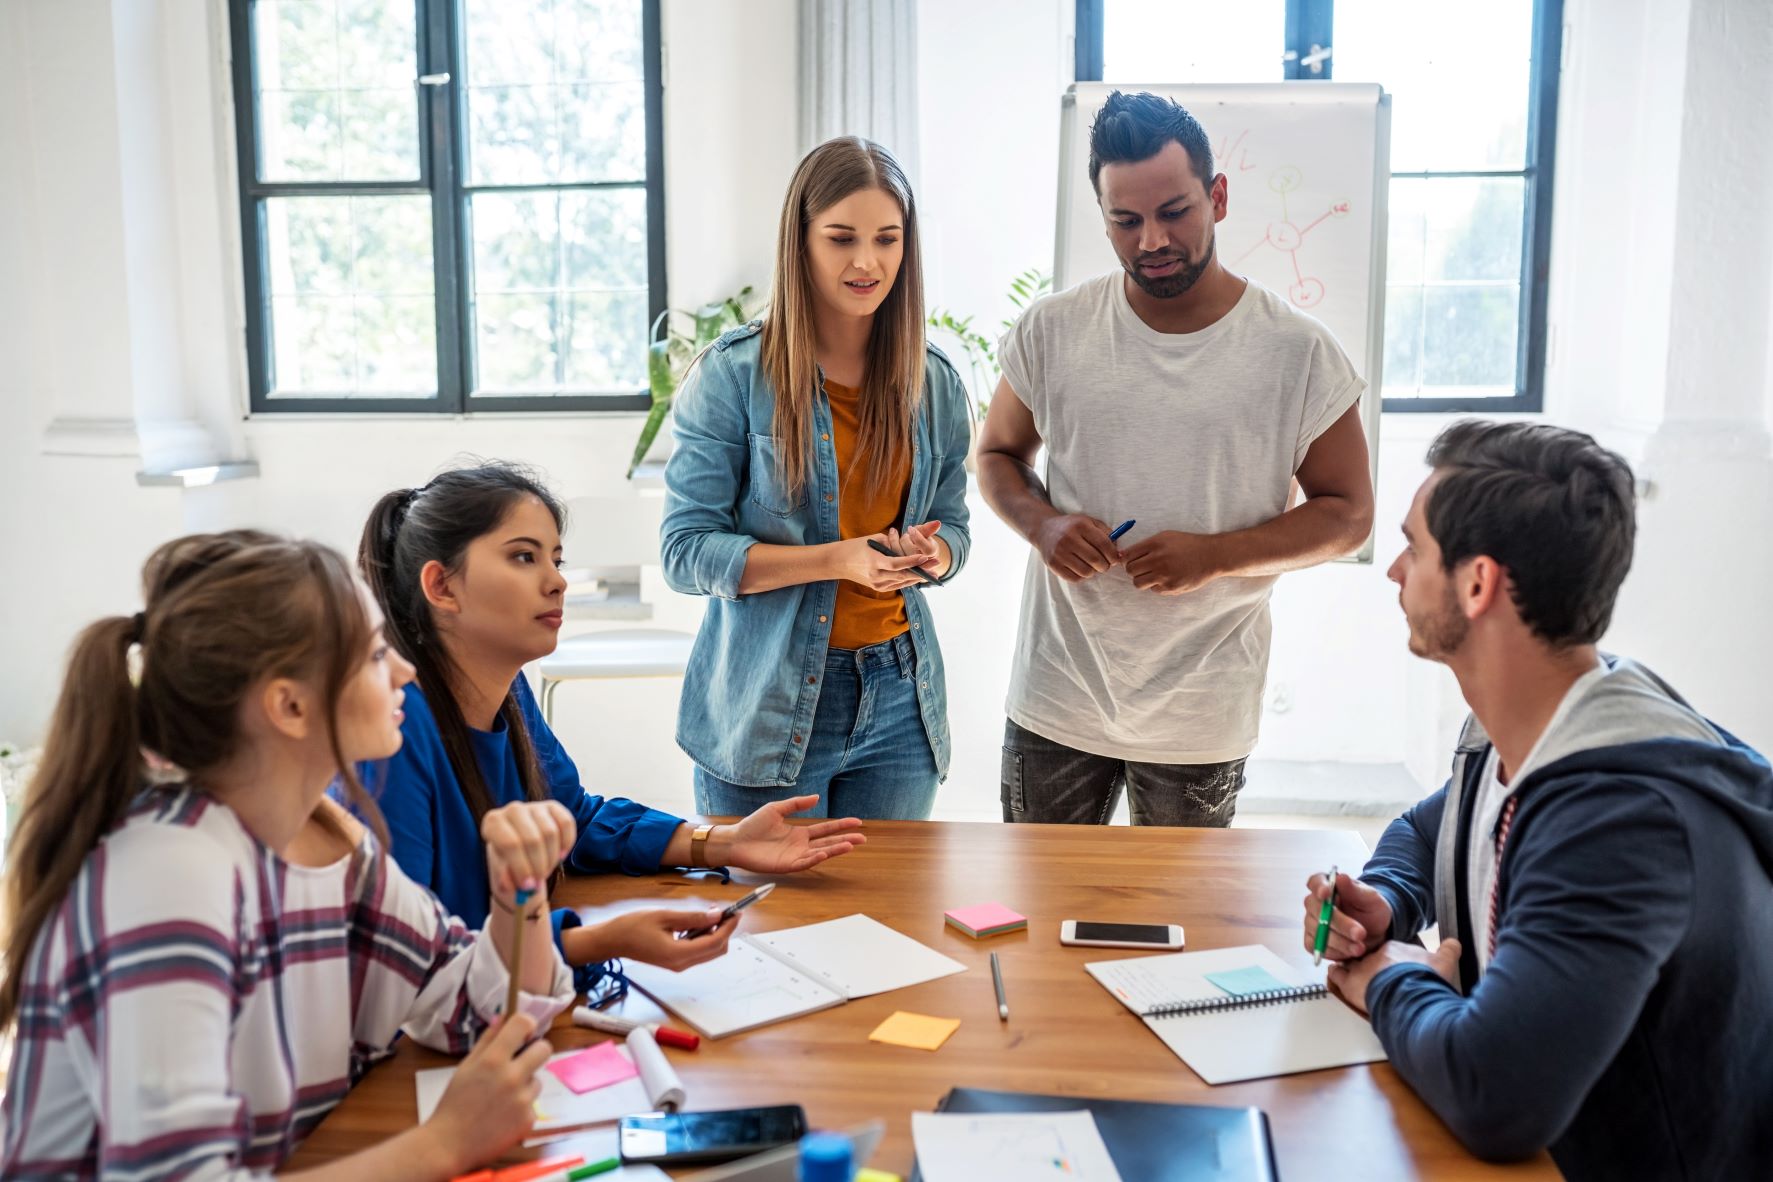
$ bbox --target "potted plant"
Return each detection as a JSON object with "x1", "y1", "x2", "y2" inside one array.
[{"x1": 627, "y1": 285, "x2": 768, "y2": 478}]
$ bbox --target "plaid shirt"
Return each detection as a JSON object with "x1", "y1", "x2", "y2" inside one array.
[{"x1": 1, "y1": 786, "x2": 573, "y2": 1180}]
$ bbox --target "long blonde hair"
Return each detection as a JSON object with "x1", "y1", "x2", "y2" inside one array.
[{"x1": 759, "y1": 137, "x2": 925, "y2": 498}]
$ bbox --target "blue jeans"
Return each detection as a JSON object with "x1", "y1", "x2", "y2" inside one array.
[{"x1": 693, "y1": 632, "x2": 940, "y2": 820}]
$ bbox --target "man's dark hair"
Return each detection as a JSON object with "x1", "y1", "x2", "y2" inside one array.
[
  {"x1": 1088, "y1": 91, "x2": 1214, "y2": 195},
  {"x1": 1425, "y1": 421, "x2": 1637, "y2": 648}
]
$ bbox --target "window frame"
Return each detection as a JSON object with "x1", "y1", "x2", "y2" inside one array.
[
  {"x1": 1075, "y1": 0, "x2": 1563, "y2": 414},
  {"x1": 228, "y1": 0, "x2": 665, "y2": 415}
]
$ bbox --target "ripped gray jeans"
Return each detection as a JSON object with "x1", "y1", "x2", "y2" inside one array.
[{"x1": 1000, "y1": 718, "x2": 1246, "y2": 827}]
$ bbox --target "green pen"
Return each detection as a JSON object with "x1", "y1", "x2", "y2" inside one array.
[
  {"x1": 535, "y1": 1158, "x2": 621, "y2": 1182},
  {"x1": 1313, "y1": 864, "x2": 1338, "y2": 967}
]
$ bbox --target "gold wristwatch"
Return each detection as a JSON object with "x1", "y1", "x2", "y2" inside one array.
[{"x1": 691, "y1": 823, "x2": 716, "y2": 868}]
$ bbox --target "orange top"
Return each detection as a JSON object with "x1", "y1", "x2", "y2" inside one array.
[{"x1": 825, "y1": 380, "x2": 913, "y2": 650}]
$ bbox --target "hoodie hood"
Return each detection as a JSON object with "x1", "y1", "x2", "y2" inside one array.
[{"x1": 1455, "y1": 655, "x2": 1773, "y2": 878}]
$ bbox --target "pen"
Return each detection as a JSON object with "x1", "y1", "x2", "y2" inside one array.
[
  {"x1": 505, "y1": 887, "x2": 533, "y2": 1019},
  {"x1": 532, "y1": 1158, "x2": 622, "y2": 1182},
  {"x1": 1313, "y1": 865, "x2": 1338, "y2": 967},
  {"x1": 1107, "y1": 518, "x2": 1136, "y2": 542},
  {"x1": 867, "y1": 537, "x2": 940, "y2": 585},
  {"x1": 491, "y1": 1155, "x2": 584, "y2": 1182},
  {"x1": 571, "y1": 1004, "x2": 701, "y2": 1050},
  {"x1": 990, "y1": 950, "x2": 1008, "y2": 1021}
]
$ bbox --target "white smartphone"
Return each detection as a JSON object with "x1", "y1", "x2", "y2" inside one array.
[{"x1": 1059, "y1": 920, "x2": 1185, "y2": 950}]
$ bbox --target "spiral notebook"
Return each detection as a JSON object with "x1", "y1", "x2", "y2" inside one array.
[{"x1": 1084, "y1": 944, "x2": 1387, "y2": 1084}]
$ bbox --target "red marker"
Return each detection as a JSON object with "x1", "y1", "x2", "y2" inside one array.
[{"x1": 571, "y1": 1004, "x2": 700, "y2": 1050}]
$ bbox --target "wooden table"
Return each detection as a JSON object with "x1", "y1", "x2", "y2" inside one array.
[{"x1": 290, "y1": 821, "x2": 1556, "y2": 1179}]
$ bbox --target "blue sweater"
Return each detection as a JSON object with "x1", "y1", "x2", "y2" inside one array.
[
  {"x1": 1359, "y1": 659, "x2": 1773, "y2": 1180},
  {"x1": 364, "y1": 675, "x2": 685, "y2": 993}
]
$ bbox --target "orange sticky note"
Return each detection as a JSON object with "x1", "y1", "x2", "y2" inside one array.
[{"x1": 868, "y1": 1010, "x2": 961, "y2": 1051}]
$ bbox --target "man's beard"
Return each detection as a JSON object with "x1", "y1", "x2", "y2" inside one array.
[
  {"x1": 1407, "y1": 581, "x2": 1469, "y2": 661},
  {"x1": 1125, "y1": 231, "x2": 1215, "y2": 299}
]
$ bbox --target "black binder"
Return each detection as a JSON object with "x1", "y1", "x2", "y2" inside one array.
[{"x1": 910, "y1": 1086, "x2": 1281, "y2": 1181}]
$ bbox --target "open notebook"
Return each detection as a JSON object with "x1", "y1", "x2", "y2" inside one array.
[
  {"x1": 1084, "y1": 944, "x2": 1387, "y2": 1085},
  {"x1": 624, "y1": 913, "x2": 965, "y2": 1039}
]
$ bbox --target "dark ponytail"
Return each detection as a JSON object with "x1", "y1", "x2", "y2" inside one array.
[
  {"x1": 1, "y1": 531, "x2": 384, "y2": 1029},
  {"x1": 358, "y1": 462, "x2": 567, "y2": 827}
]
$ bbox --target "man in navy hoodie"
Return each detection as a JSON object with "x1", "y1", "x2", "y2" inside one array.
[{"x1": 1305, "y1": 420, "x2": 1773, "y2": 1179}]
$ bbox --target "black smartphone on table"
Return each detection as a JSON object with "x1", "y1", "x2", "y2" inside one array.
[{"x1": 618, "y1": 1104, "x2": 808, "y2": 1165}]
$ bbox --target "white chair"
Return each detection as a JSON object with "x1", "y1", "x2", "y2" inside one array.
[{"x1": 536, "y1": 627, "x2": 695, "y2": 725}]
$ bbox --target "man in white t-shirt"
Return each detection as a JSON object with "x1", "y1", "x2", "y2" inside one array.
[{"x1": 977, "y1": 90, "x2": 1374, "y2": 825}]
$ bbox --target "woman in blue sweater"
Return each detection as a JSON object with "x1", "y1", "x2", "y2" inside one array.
[{"x1": 358, "y1": 463, "x2": 865, "y2": 992}]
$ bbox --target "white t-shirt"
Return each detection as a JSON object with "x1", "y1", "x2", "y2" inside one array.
[
  {"x1": 1469, "y1": 660, "x2": 1610, "y2": 971},
  {"x1": 997, "y1": 273, "x2": 1364, "y2": 763}
]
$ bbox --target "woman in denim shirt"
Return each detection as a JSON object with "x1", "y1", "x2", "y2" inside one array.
[{"x1": 661, "y1": 137, "x2": 972, "y2": 820}]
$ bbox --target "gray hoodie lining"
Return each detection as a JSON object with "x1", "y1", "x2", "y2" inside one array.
[{"x1": 1430, "y1": 656, "x2": 1728, "y2": 989}]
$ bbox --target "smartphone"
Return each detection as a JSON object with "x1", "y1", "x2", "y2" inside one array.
[
  {"x1": 619, "y1": 1105, "x2": 808, "y2": 1165},
  {"x1": 1059, "y1": 920, "x2": 1185, "y2": 950},
  {"x1": 680, "y1": 881, "x2": 775, "y2": 939}
]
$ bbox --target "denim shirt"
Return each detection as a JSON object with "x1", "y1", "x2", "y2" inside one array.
[{"x1": 661, "y1": 322, "x2": 973, "y2": 787}]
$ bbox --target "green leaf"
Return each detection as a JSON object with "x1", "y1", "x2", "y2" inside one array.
[
  {"x1": 627, "y1": 397, "x2": 673, "y2": 478},
  {"x1": 632, "y1": 283, "x2": 763, "y2": 479},
  {"x1": 693, "y1": 302, "x2": 730, "y2": 348},
  {"x1": 648, "y1": 338, "x2": 679, "y2": 403},
  {"x1": 630, "y1": 339, "x2": 680, "y2": 477}
]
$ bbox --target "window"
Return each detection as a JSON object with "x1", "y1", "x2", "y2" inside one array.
[
  {"x1": 228, "y1": 0, "x2": 664, "y2": 413},
  {"x1": 1077, "y1": 0, "x2": 1562, "y2": 412}
]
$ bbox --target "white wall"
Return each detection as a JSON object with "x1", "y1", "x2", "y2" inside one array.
[
  {"x1": 1552, "y1": 0, "x2": 1773, "y2": 748},
  {"x1": 2, "y1": 0, "x2": 1768, "y2": 813}
]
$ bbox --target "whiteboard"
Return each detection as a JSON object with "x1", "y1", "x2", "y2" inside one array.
[{"x1": 1056, "y1": 83, "x2": 1390, "y2": 558}]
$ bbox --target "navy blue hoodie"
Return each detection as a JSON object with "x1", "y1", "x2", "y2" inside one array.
[{"x1": 1359, "y1": 657, "x2": 1773, "y2": 1180}]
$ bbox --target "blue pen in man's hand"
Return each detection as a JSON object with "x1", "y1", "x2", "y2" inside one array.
[{"x1": 1108, "y1": 519, "x2": 1136, "y2": 542}]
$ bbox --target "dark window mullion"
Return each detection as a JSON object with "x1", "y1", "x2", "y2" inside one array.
[
  {"x1": 244, "y1": 181, "x2": 432, "y2": 198},
  {"x1": 1074, "y1": 0, "x2": 1103, "y2": 82},
  {"x1": 418, "y1": 0, "x2": 466, "y2": 413},
  {"x1": 1516, "y1": 0, "x2": 1564, "y2": 415},
  {"x1": 462, "y1": 180, "x2": 647, "y2": 195},
  {"x1": 230, "y1": 0, "x2": 274, "y2": 412},
  {"x1": 1285, "y1": 0, "x2": 1333, "y2": 80},
  {"x1": 641, "y1": 0, "x2": 668, "y2": 383}
]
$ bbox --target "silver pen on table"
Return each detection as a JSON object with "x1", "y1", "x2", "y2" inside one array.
[{"x1": 990, "y1": 950, "x2": 1009, "y2": 1021}]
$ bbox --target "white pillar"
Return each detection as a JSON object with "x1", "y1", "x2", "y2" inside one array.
[
  {"x1": 29, "y1": 0, "x2": 232, "y2": 473},
  {"x1": 1617, "y1": 0, "x2": 1773, "y2": 749},
  {"x1": 798, "y1": 0, "x2": 921, "y2": 177},
  {"x1": 1648, "y1": 0, "x2": 1773, "y2": 463}
]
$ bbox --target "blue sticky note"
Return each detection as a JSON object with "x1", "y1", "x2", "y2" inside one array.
[{"x1": 1205, "y1": 965, "x2": 1290, "y2": 997}]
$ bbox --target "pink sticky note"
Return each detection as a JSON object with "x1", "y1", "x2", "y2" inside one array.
[
  {"x1": 945, "y1": 902, "x2": 1026, "y2": 931},
  {"x1": 545, "y1": 1042, "x2": 640, "y2": 1095}
]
